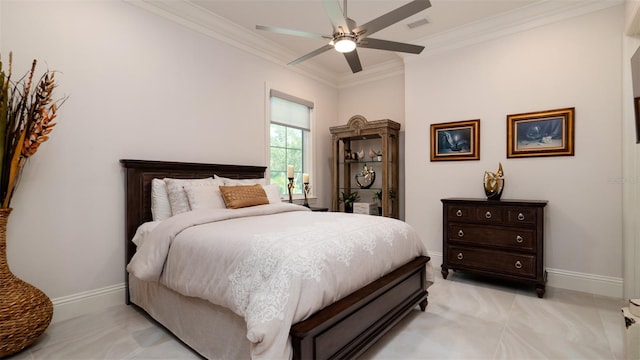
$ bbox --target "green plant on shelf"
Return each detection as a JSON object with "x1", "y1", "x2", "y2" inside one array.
[
  {"x1": 339, "y1": 191, "x2": 360, "y2": 213},
  {"x1": 373, "y1": 190, "x2": 395, "y2": 202},
  {"x1": 373, "y1": 190, "x2": 396, "y2": 216},
  {"x1": 373, "y1": 190, "x2": 383, "y2": 204}
]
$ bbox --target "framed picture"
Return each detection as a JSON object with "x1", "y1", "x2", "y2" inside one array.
[
  {"x1": 507, "y1": 107, "x2": 575, "y2": 158},
  {"x1": 430, "y1": 119, "x2": 480, "y2": 161}
]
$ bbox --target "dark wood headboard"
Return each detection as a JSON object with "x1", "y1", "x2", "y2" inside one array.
[{"x1": 120, "y1": 159, "x2": 266, "y2": 273}]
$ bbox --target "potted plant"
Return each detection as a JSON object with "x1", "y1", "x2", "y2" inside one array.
[
  {"x1": 0, "y1": 52, "x2": 66, "y2": 357},
  {"x1": 373, "y1": 191, "x2": 383, "y2": 216},
  {"x1": 339, "y1": 191, "x2": 360, "y2": 213},
  {"x1": 373, "y1": 190, "x2": 397, "y2": 216}
]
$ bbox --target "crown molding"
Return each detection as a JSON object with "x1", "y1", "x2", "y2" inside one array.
[
  {"x1": 407, "y1": 0, "x2": 623, "y2": 62},
  {"x1": 124, "y1": 0, "x2": 341, "y2": 87},
  {"x1": 626, "y1": 0, "x2": 640, "y2": 36},
  {"x1": 125, "y1": 0, "x2": 622, "y2": 88},
  {"x1": 125, "y1": 0, "x2": 428, "y2": 88}
]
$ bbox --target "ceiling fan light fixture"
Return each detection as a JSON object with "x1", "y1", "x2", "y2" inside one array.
[
  {"x1": 334, "y1": 35, "x2": 356, "y2": 53},
  {"x1": 256, "y1": 0, "x2": 432, "y2": 73}
]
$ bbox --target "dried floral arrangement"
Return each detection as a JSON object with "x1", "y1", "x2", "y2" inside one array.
[{"x1": 0, "y1": 53, "x2": 67, "y2": 208}]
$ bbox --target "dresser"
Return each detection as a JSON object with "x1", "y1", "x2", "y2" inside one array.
[{"x1": 441, "y1": 198, "x2": 548, "y2": 298}]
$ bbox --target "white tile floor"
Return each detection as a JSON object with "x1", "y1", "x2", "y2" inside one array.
[{"x1": 8, "y1": 272, "x2": 625, "y2": 360}]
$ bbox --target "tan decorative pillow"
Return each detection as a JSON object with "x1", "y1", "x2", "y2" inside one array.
[{"x1": 219, "y1": 184, "x2": 269, "y2": 209}]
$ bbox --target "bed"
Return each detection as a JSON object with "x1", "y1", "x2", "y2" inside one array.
[{"x1": 121, "y1": 159, "x2": 433, "y2": 359}]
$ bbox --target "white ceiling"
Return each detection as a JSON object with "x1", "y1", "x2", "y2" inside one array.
[
  {"x1": 189, "y1": 0, "x2": 538, "y2": 75},
  {"x1": 130, "y1": 0, "x2": 617, "y2": 83}
]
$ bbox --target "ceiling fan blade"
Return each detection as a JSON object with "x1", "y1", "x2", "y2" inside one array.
[
  {"x1": 323, "y1": 0, "x2": 350, "y2": 33},
  {"x1": 256, "y1": 25, "x2": 331, "y2": 39},
  {"x1": 358, "y1": 38, "x2": 424, "y2": 54},
  {"x1": 353, "y1": 0, "x2": 431, "y2": 39},
  {"x1": 288, "y1": 44, "x2": 334, "y2": 66},
  {"x1": 343, "y1": 50, "x2": 363, "y2": 73}
]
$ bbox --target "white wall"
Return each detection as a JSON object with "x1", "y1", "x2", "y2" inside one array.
[
  {"x1": 405, "y1": 5, "x2": 624, "y2": 296},
  {"x1": 0, "y1": 0, "x2": 338, "y2": 320},
  {"x1": 337, "y1": 73, "x2": 405, "y2": 127}
]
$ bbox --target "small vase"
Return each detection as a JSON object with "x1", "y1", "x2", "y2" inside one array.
[
  {"x1": 345, "y1": 204, "x2": 353, "y2": 213},
  {"x1": 0, "y1": 208, "x2": 53, "y2": 357}
]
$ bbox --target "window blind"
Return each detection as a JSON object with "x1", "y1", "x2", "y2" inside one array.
[{"x1": 270, "y1": 90, "x2": 313, "y2": 131}]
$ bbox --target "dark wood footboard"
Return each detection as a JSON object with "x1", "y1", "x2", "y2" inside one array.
[{"x1": 291, "y1": 256, "x2": 430, "y2": 360}]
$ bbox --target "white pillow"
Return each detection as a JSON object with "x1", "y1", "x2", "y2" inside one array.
[
  {"x1": 262, "y1": 184, "x2": 282, "y2": 204},
  {"x1": 151, "y1": 179, "x2": 172, "y2": 221},
  {"x1": 184, "y1": 183, "x2": 226, "y2": 210},
  {"x1": 214, "y1": 175, "x2": 267, "y2": 186},
  {"x1": 164, "y1": 177, "x2": 222, "y2": 215}
]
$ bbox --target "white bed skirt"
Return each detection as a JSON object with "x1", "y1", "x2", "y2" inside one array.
[{"x1": 129, "y1": 275, "x2": 251, "y2": 359}]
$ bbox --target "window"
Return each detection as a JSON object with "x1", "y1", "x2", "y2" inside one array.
[{"x1": 269, "y1": 90, "x2": 313, "y2": 196}]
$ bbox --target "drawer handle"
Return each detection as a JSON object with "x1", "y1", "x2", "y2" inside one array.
[
  {"x1": 518, "y1": 213, "x2": 525, "y2": 221},
  {"x1": 458, "y1": 230, "x2": 464, "y2": 237},
  {"x1": 515, "y1": 261, "x2": 522, "y2": 269},
  {"x1": 516, "y1": 235, "x2": 524, "y2": 243},
  {"x1": 456, "y1": 209, "x2": 463, "y2": 217},
  {"x1": 457, "y1": 252, "x2": 464, "y2": 260},
  {"x1": 485, "y1": 211, "x2": 492, "y2": 219}
]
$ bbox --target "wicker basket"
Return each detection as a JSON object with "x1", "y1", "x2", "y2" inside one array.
[{"x1": 0, "y1": 208, "x2": 53, "y2": 357}]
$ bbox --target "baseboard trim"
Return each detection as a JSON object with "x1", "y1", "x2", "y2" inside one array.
[
  {"x1": 51, "y1": 283, "x2": 126, "y2": 324},
  {"x1": 546, "y1": 268, "x2": 623, "y2": 298},
  {"x1": 428, "y1": 252, "x2": 623, "y2": 298},
  {"x1": 49, "y1": 260, "x2": 624, "y2": 325}
]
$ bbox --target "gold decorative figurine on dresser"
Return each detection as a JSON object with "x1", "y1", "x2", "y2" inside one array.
[{"x1": 441, "y1": 198, "x2": 548, "y2": 298}]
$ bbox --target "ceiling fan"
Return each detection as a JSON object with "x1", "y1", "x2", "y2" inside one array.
[{"x1": 256, "y1": 0, "x2": 432, "y2": 74}]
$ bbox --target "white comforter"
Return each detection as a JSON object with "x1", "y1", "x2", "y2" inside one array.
[{"x1": 128, "y1": 203, "x2": 434, "y2": 359}]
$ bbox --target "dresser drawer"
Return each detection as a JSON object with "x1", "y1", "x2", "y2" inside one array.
[
  {"x1": 447, "y1": 246, "x2": 536, "y2": 278},
  {"x1": 506, "y1": 207, "x2": 537, "y2": 225},
  {"x1": 446, "y1": 204, "x2": 503, "y2": 224},
  {"x1": 447, "y1": 225, "x2": 535, "y2": 252},
  {"x1": 445, "y1": 205, "x2": 475, "y2": 222},
  {"x1": 474, "y1": 206, "x2": 502, "y2": 224}
]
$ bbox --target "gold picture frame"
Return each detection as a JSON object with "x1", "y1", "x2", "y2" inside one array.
[
  {"x1": 430, "y1": 119, "x2": 480, "y2": 161},
  {"x1": 507, "y1": 107, "x2": 575, "y2": 158}
]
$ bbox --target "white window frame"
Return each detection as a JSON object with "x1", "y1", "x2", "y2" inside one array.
[{"x1": 265, "y1": 86, "x2": 315, "y2": 200}]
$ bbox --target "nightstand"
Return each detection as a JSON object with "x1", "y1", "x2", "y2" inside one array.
[{"x1": 308, "y1": 206, "x2": 328, "y2": 212}]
